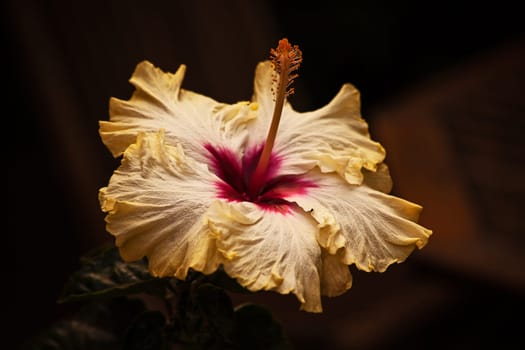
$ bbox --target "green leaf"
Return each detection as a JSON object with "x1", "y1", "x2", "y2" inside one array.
[
  {"x1": 21, "y1": 298, "x2": 147, "y2": 350},
  {"x1": 58, "y1": 246, "x2": 169, "y2": 303},
  {"x1": 123, "y1": 311, "x2": 167, "y2": 350},
  {"x1": 194, "y1": 283, "x2": 236, "y2": 341},
  {"x1": 233, "y1": 303, "x2": 293, "y2": 350},
  {"x1": 204, "y1": 267, "x2": 251, "y2": 294},
  {"x1": 168, "y1": 282, "x2": 236, "y2": 349},
  {"x1": 20, "y1": 319, "x2": 119, "y2": 350}
]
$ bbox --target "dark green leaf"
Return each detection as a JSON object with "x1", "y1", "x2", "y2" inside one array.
[
  {"x1": 234, "y1": 303, "x2": 293, "y2": 350},
  {"x1": 168, "y1": 281, "x2": 236, "y2": 349},
  {"x1": 204, "y1": 267, "x2": 251, "y2": 294},
  {"x1": 59, "y1": 246, "x2": 169, "y2": 303},
  {"x1": 20, "y1": 298, "x2": 146, "y2": 350},
  {"x1": 20, "y1": 318, "x2": 119, "y2": 350},
  {"x1": 123, "y1": 311, "x2": 167, "y2": 350},
  {"x1": 194, "y1": 283, "x2": 235, "y2": 340}
]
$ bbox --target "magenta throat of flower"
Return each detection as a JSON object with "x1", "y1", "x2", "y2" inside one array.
[{"x1": 205, "y1": 144, "x2": 315, "y2": 214}]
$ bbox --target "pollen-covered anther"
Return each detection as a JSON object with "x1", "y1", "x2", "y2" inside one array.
[{"x1": 270, "y1": 38, "x2": 303, "y2": 97}]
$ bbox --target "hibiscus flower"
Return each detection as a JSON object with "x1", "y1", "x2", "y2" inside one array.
[{"x1": 99, "y1": 39, "x2": 432, "y2": 312}]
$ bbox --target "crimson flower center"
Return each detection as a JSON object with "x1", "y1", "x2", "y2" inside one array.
[{"x1": 205, "y1": 144, "x2": 314, "y2": 212}]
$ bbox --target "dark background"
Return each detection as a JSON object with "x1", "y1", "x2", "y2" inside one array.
[{"x1": 7, "y1": 1, "x2": 524, "y2": 349}]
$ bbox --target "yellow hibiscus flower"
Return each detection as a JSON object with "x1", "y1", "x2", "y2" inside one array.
[{"x1": 98, "y1": 39, "x2": 432, "y2": 312}]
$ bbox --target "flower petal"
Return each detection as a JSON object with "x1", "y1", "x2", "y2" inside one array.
[
  {"x1": 100, "y1": 61, "x2": 256, "y2": 162},
  {"x1": 320, "y1": 249, "x2": 353, "y2": 297},
  {"x1": 251, "y1": 61, "x2": 386, "y2": 185},
  {"x1": 362, "y1": 163, "x2": 393, "y2": 193},
  {"x1": 207, "y1": 200, "x2": 323, "y2": 312},
  {"x1": 290, "y1": 170, "x2": 432, "y2": 272},
  {"x1": 99, "y1": 130, "x2": 223, "y2": 279}
]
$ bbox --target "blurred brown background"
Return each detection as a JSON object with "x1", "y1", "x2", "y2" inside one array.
[{"x1": 7, "y1": 0, "x2": 524, "y2": 349}]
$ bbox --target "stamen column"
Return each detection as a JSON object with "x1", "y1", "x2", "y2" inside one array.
[{"x1": 249, "y1": 39, "x2": 302, "y2": 198}]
